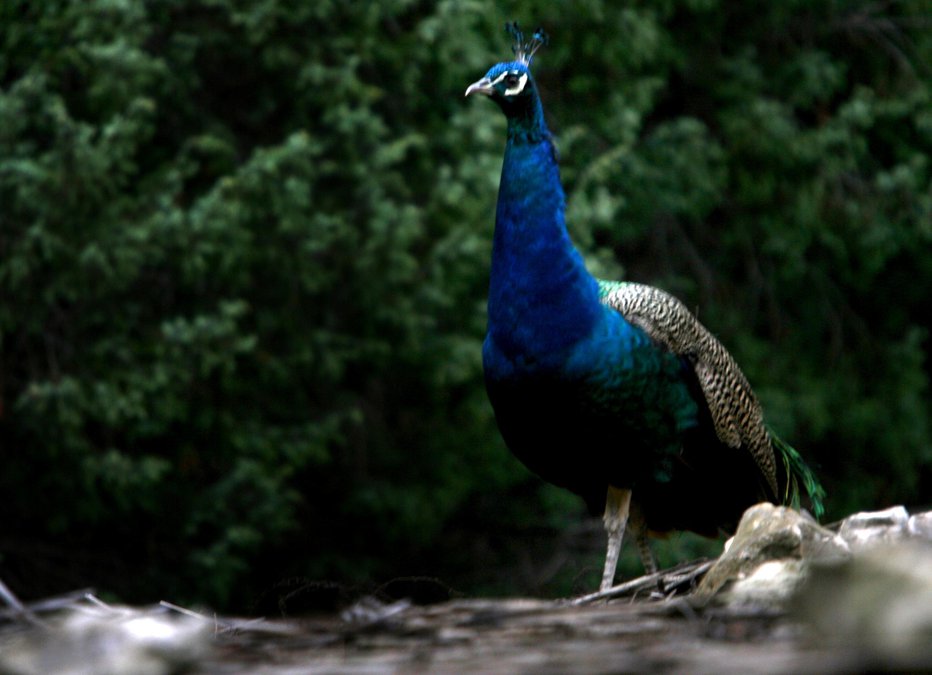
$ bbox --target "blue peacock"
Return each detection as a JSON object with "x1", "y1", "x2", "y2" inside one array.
[{"x1": 466, "y1": 23, "x2": 825, "y2": 592}]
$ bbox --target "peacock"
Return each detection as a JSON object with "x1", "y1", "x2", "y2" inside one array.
[{"x1": 465, "y1": 23, "x2": 825, "y2": 592}]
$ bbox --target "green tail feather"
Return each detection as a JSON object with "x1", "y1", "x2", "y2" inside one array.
[{"x1": 769, "y1": 429, "x2": 826, "y2": 519}]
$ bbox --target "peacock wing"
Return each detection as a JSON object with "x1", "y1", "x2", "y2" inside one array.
[{"x1": 598, "y1": 280, "x2": 778, "y2": 496}]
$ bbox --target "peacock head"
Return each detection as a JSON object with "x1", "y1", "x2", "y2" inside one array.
[{"x1": 465, "y1": 22, "x2": 548, "y2": 119}]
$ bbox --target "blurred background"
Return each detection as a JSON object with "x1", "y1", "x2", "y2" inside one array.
[{"x1": 1, "y1": 0, "x2": 930, "y2": 612}]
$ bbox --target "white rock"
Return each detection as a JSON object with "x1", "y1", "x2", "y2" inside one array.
[
  {"x1": 697, "y1": 502, "x2": 849, "y2": 603},
  {"x1": 794, "y1": 542, "x2": 932, "y2": 665},
  {"x1": 838, "y1": 506, "x2": 910, "y2": 552},
  {"x1": 0, "y1": 608, "x2": 210, "y2": 675},
  {"x1": 726, "y1": 559, "x2": 806, "y2": 607},
  {"x1": 907, "y1": 511, "x2": 932, "y2": 542}
]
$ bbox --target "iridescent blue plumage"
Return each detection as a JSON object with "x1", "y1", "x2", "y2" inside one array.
[{"x1": 467, "y1": 24, "x2": 823, "y2": 591}]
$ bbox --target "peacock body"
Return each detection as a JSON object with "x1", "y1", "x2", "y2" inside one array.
[{"x1": 467, "y1": 24, "x2": 824, "y2": 591}]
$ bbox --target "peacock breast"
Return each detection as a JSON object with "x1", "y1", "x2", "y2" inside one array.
[{"x1": 482, "y1": 319, "x2": 697, "y2": 502}]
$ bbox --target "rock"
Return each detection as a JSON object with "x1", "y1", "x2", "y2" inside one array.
[
  {"x1": 725, "y1": 559, "x2": 806, "y2": 607},
  {"x1": 792, "y1": 541, "x2": 932, "y2": 669},
  {"x1": 907, "y1": 511, "x2": 932, "y2": 542},
  {"x1": 696, "y1": 503, "x2": 849, "y2": 605},
  {"x1": 838, "y1": 506, "x2": 909, "y2": 552},
  {"x1": 0, "y1": 607, "x2": 210, "y2": 675},
  {"x1": 340, "y1": 597, "x2": 411, "y2": 626}
]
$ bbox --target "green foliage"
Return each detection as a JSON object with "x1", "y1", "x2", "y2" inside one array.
[{"x1": 1, "y1": 0, "x2": 930, "y2": 609}]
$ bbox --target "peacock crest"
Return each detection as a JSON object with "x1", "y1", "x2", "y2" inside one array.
[{"x1": 506, "y1": 22, "x2": 549, "y2": 66}]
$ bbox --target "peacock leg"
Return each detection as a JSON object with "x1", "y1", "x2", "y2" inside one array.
[
  {"x1": 600, "y1": 486, "x2": 633, "y2": 592},
  {"x1": 631, "y1": 511, "x2": 657, "y2": 576}
]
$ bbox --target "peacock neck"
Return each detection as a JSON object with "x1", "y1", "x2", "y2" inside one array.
[
  {"x1": 504, "y1": 91, "x2": 550, "y2": 144},
  {"x1": 488, "y1": 115, "x2": 603, "y2": 364}
]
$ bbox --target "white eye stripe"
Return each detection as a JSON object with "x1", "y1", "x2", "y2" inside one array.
[
  {"x1": 489, "y1": 71, "x2": 528, "y2": 96},
  {"x1": 504, "y1": 73, "x2": 528, "y2": 96}
]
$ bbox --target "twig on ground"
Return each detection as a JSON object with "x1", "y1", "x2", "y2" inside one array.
[
  {"x1": 0, "y1": 577, "x2": 48, "y2": 628},
  {"x1": 160, "y1": 600, "x2": 300, "y2": 636},
  {"x1": 0, "y1": 588, "x2": 93, "y2": 622},
  {"x1": 571, "y1": 558, "x2": 714, "y2": 606},
  {"x1": 159, "y1": 600, "x2": 210, "y2": 622},
  {"x1": 662, "y1": 560, "x2": 715, "y2": 594}
]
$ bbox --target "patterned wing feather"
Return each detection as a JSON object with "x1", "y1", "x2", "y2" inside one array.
[{"x1": 599, "y1": 281, "x2": 778, "y2": 496}]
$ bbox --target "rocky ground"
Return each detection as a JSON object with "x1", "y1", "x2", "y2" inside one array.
[{"x1": 1, "y1": 505, "x2": 930, "y2": 674}]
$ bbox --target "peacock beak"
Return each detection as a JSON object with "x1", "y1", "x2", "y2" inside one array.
[{"x1": 465, "y1": 77, "x2": 494, "y2": 97}]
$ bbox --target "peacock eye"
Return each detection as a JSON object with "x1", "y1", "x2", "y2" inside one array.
[{"x1": 505, "y1": 74, "x2": 520, "y2": 88}]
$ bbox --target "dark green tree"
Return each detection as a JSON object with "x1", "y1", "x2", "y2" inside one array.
[{"x1": 1, "y1": 0, "x2": 929, "y2": 609}]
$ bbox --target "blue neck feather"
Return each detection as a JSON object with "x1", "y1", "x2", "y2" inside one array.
[{"x1": 487, "y1": 91, "x2": 604, "y2": 365}]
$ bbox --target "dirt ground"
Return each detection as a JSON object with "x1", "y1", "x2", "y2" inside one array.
[
  {"x1": 3, "y1": 553, "x2": 929, "y2": 674},
  {"x1": 204, "y1": 596, "x2": 871, "y2": 674}
]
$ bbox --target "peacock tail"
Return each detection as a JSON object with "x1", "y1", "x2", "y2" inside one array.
[{"x1": 770, "y1": 430, "x2": 826, "y2": 519}]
